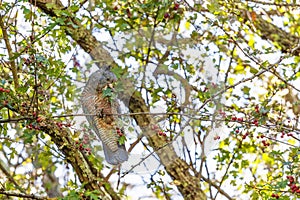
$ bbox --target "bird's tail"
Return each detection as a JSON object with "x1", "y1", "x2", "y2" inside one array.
[{"x1": 102, "y1": 142, "x2": 128, "y2": 165}]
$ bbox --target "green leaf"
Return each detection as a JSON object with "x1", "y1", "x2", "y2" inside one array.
[
  {"x1": 242, "y1": 86, "x2": 250, "y2": 95},
  {"x1": 118, "y1": 135, "x2": 127, "y2": 145},
  {"x1": 102, "y1": 87, "x2": 113, "y2": 97},
  {"x1": 250, "y1": 67, "x2": 259, "y2": 74},
  {"x1": 21, "y1": 130, "x2": 35, "y2": 144}
]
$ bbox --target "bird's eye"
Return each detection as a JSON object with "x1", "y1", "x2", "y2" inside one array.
[{"x1": 106, "y1": 78, "x2": 110, "y2": 82}]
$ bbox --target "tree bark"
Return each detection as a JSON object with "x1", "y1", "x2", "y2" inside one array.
[
  {"x1": 243, "y1": 10, "x2": 300, "y2": 55},
  {"x1": 40, "y1": 120, "x2": 121, "y2": 200}
]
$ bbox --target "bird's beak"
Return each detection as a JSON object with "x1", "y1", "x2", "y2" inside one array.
[
  {"x1": 102, "y1": 83, "x2": 115, "y2": 92},
  {"x1": 108, "y1": 83, "x2": 114, "y2": 89}
]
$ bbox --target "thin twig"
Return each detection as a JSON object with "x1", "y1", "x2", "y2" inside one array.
[{"x1": 0, "y1": 191, "x2": 45, "y2": 200}]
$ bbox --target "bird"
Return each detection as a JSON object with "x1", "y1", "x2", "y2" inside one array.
[{"x1": 81, "y1": 66, "x2": 128, "y2": 165}]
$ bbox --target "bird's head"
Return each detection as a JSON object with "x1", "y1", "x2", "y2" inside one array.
[{"x1": 87, "y1": 66, "x2": 117, "y2": 91}]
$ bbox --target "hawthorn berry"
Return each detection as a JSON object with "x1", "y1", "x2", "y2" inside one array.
[
  {"x1": 271, "y1": 193, "x2": 279, "y2": 199},
  {"x1": 253, "y1": 119, "x2": 258, "y2": 126},
  {"x1": 66, "y1": 123, "x2": 72, "y2": 127},
  {"x1": 214, "y1": 135, "x2": 220, "y2": 140},
  {"x1": 287, "y1": 133, "x2": 293, "y2": 137},
  {"x1": 174, "y1": 3, "x2": 179, "y2": 10},
  {"x1": 255, "y1": 105, "x2": 259, "y2": 113},
  {"x1": 287, "y1": 175, "x2": 294, "y2": 183},
  {"x1": 36, "y1": 117, "x2": 42, "y2": 123},
  {"x1": 164, "y1": 13, "x2": 170, "y2": 18}
]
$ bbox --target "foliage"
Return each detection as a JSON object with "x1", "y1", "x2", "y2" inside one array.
[{"x1": 0, "y1": 0, "x2": 300, "y2": 199}]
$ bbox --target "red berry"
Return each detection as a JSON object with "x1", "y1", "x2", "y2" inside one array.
[
  {"x1": 214, "y1": 135, "x2": 220, "y2": 140},
  {"x1": 290, "y1": 184, "x2": 297, "y2": 190},
  {"x1": 253, "y1": 119, "x2": 258, "y2": 126},
  {"x1": 164, "y1": 13, "x2": 170, "y2": 18},
  {"x1": 231, "y1": 116, "x2": 237, "y2": 121},
  {"x1": 287, "y1": 133, "x2": 293, "y2": 137},
  {"x1": 255, "y1": 105, "x2": 259, "y2": 112},
  {"x1": 56, "y1": 122, "x2": 63, "y2": 128},
  {"x1": 174, "y1": 3, "x2": 179, "y2": 10},
  {"x1": 126, "y1": 8, "x2": 131, "y2": 18},
  {"x1": 235, "y1": 129, "x2": 239, "y2": 133},
  {"x1": 237, "y1": 117, "x2": 243, "y2": 122},
  {"x1": 36, "y1": 117, "x2": 42, "y2": 123},
  {"x1": 271, "y1": 193, "x2": 279, "y2": 198}
]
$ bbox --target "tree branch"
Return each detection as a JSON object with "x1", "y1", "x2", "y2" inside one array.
[
  {"x1": 0, "y1": 15, "x2": 19, "y2": 88},
  {"x1": 0, "y1": 191, "x2": 45, "y2": 200}
]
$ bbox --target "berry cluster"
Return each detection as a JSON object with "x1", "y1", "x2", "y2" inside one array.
[
  {"x1": 56, "y1": 122, "x2": 72, "y2": 129},
  {"x1": 280, "y1": 131, "x2": 294, "y2": 138},
  {"x1": 164, "y1": 3, "x2": 181, "y2": 19},
  {"x1": 242, "y1": 132, "x2": 250, "y2": 139},
  {"x1": 271, "y1": 193, "x2": 279, "y2": 199},
  {"x1": 214, "y1": 135, "x2": 220, "y2": 140},
  {"x1": 75, "y1": 134, "x2": 91, "y2": 155},
  {"x1": 116, "y1": 127, "x2": 123, "y2": 136},
  {"x1": 0, "y1": 87, "x2": 10, "y2": 93},
  {"x1": 287, "y1": 175, "x2": 300, "y2": 194},
  {"x1": 261, "y1": 140, "x2": 270, "y2": 147},
  {"x1": 26, "y1": 116, "x2": 43, "y2": 130},
  {"x1": 151, "y1": 124, "x2": 167, "y2": 137},
  {"x1": 26, "y1": 123, "x2": 40, "y2": 130},
  {"x1": 72, "y1": 56, "x2": 81, "y2": 68},
  {"x1": 218, "y1": 110, "x2": 226, "y2": 118},
  {"x1": 75, "y1": 141, "x2": 91, "y2": 155},
  {"x1": 231, "y1": 115, "x2": 258, "y2": 126},
  {"x1": 231, "y1": 116, "x2": 243, "y2": 122}
]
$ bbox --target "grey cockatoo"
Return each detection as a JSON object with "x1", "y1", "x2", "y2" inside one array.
[{"x1": 81, "y1": 66, "x2": 128, "y2": 165}]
